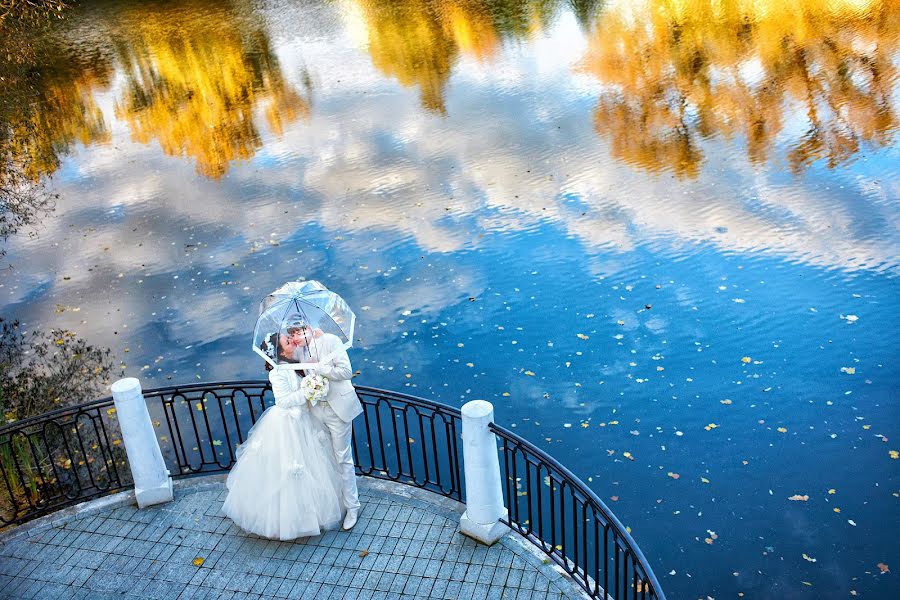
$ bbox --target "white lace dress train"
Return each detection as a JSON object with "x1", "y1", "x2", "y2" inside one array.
[{"x1": 222, "y1": 397, "x2": 344, "y2": 540}]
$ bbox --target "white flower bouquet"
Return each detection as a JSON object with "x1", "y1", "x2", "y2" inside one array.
[{"x1": 300, "y1": 373, "x2": 329, "y2": 407}]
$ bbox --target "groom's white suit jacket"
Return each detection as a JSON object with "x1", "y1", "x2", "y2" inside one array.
[
  {"x1": 310, "y1": 333, "x2": 363, "y2": 422},
  {"x1": 269, "y1": 333, "x2": 363, "y2": 423}
]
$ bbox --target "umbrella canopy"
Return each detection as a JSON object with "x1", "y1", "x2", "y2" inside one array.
[{"x1": 252, "y1": 281, "x2": 356, "y2": 370}]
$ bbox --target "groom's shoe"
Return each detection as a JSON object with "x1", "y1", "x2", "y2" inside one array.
[{"x1": 342, "y1": 507, "x2": 360, "y2": 531}]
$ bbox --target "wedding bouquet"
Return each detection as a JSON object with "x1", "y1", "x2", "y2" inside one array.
[{"x1": 300, "y1": 373, "x2": 329, "y2": 407}]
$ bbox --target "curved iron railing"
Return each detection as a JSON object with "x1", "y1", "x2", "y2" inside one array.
[
  {"x1": 0, "y1": 380, "x2": 664, "y2": 599},
  {"x1": 0, "y1": 397, "x2": 129, "y2": 526},
  {"x1": 493, "y1": 423, "x2": 665, "y2": 600}
]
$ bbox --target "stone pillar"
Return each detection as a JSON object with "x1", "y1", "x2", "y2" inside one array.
[
  {"x1": 459, "y1": 400, "x2": 508, "y2": 545},
  {"x1": 110, "y1": 378, "x2": 174, "y2": 508}
]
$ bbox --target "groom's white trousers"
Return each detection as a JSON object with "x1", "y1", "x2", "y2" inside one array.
[{"x1": 311, "y1": 402, "x2": 360, "y2": 511}]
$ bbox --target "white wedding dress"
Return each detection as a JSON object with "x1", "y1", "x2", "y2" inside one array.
[{"x1": 222, "y1": 389, "x2": 344, "y2": 540}]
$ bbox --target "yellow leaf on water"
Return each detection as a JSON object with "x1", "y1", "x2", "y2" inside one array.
[
  {"x1": 195, "y1": 402, "x2": 204, "y2": 411},
  {"x1": 359, "y1": 550, "x2": 369, "y2": 558},
  {"x1": 802, "y1": 553, "x2": 817, "y2": 563},
  {"x1": 777, "y1": 427, "x2": 788, "y2": 433},
  {"x1": 741, "y1": 357, "x2": 751, "y2": 363},
  {"x1": 106, "y1": 408, "x2": 117, "y2": 416},
  {"x1": 576, "y1": 333, "x2": 589, "y2": 340},
  {"x1": 828, "y1": 489, "x2": 836, "y2": 494},
  {"x1": 502, "y1": 392, "x2": 510, "y2": 397},
  {"x1": 704, "y1": 423, "x2": 718, "y2": 431},
  {"x1": 524, "y1": 370, "x2": 535, "y2": 376},
  {"x1": 623, "y1": 452, "x2": 634, "y2": 461},
  {"x1": 667, "y1": 472, "x2": 680, "y2": 480},
  {"x1": 701, "y1": 477, "x2": 710, "y2": 484},
  {"x1": 704, "y1": 538, "x2": 714, "y2": 545},
  {"x1": 192, "y1": 557, "x2": 204, "y2": 567},
  {"x1": 889, "y1": 450, "x2": 899, "y2": 460},
  {"x1": 608, "y1": 420, "x2": 619, "y2": 425},
  {"x1": 834, "y1": 508, "x2": 841, "y2": 513},
  {"x1": 840, "y1": 367, "x2": 856, "y2": 375},
  {"x1": 788, "y1": 495, "x2": 809, "y2": 502}
]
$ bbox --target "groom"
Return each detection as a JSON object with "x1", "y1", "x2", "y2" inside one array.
[{"x1": 268, "y1": 323, "x2": 363, "y2": 530}]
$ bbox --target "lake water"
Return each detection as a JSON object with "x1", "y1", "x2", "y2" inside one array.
[{"x1": 2, "y1": 0, "x2": 899, "y2": 597}]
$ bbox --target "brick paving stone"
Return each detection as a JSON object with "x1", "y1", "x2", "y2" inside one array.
[{"x1": 0, "y1": 478, "x2": 588, "y2": 600}]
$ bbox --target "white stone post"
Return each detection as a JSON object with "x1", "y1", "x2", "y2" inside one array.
[
  {"x1": 110, "y1": 378, "x2": 174, "y2": 508},
  {"x1": 459, "y1": 400, "x2": 508, "y2": 545}
]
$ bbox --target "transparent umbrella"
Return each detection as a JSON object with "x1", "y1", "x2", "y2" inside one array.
[{"x1": 252, "y1": 281, "x2": 356, "y2": 371}]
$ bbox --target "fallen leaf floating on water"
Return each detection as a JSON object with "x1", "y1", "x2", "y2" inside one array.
[
  {"x1": 524, "y1": 370, "x2": 535, "y2": 376},
  {"x1": 192, "y1": 557, "x2": 204, "y2": 567},
  {"x1": 576, "y1": 333, "x2": 589, "y2": 340},
  {"x1": 777, "y1": 427, "x2": 788, "y2": 433},
  {"x1": 802, "y1": 553, "x2": 817, "y2": 563},
  {"x1": 840, "y1": 367, "x2": 856, "y2": 375},
  {"x1": 720, "y1": 399, "x2": 732, "y2": 405},
  {"x1": 623, "y1": 452, "x2": 635, "y2": 461},
  {"x1": 788, "y1": 495, "x2": 809, "y2": 502},
  {"x1": 701, "y1": 477, "x2": 710, "y2": 484},
  {"x1": 828, "y1": 489, "x2": 836, "y2": 494},
  {"x1": 704, "y1": 423, "x2": 718, "y2": 431},
  {"x1": 741, "y1": 356, "x2": 752, "y2": 363},
  {"x1": 889, "y1": 450, "x2": 899, "y2": 460},
  {"x1": 358, "y1": 550, "x2": 369, "y2": 558},
  {"x1": 877, "y1": 563, "x2": 890, "y2": 574},
  {"x1": 667, "y1": 472, "x2": 680, "y2": 480},
  {"x1": 847, "y1": 519, "x2": 857, "y2": 526}
]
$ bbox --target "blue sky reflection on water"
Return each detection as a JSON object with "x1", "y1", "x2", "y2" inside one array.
[{"x1": 2, "y1": 0, "x2": 899, "y2": 597}]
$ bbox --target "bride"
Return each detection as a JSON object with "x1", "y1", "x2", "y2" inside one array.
[{"x1": 222, "y1": 331, "x2": 343, "y2": 540}]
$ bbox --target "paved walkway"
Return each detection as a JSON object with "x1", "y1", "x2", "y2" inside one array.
[{"x1": 0, "y1": 476, "x2": 585, "y2": 599}]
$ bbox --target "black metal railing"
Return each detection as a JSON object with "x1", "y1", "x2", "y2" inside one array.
[
  {"x1": 138, "y1": 381, "x2": 464, "y2": 501},
  {"x1": 0, "y1": 398, "x2": 129, "y2": 526},
  {"x1": 492, "y1": 423, "x2": 665, "y2": 600},
  {"x1": 0, "y1": 380, "x2": 664, "y2": 599}
]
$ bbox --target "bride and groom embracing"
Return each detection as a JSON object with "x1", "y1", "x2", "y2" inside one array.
[{"x1": 222, "y1": 321, "x2": 362, "y2": 540}]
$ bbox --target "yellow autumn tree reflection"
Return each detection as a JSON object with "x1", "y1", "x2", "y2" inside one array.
[
  {"x1": 355, "y1": 0, "x2": 586, "y2": 113},
  {"x1": 580, "y1": 0, "x2": 899, "y2": 177},
  {"x1": 1, "y1": 34, "x2": 112, "y2": 183},
  {"x1": 112, "y1": 2, "x2": 310, "y2": 178}
]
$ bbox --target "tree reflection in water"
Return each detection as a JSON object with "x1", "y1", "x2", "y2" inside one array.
[
  {"x1": 2, "y1": 0, "x2": 897, "y2": 190},
  {"x1": 0, "y1": 3, "x2": 112, "y2": 251},
  {"x1": 579, "y1": 0, "x2": 899, "y2": 177},
  {"x1": 112, "y1": 0, "x2": 311, "y2": 178},
  {"x1": 357, "y1": 0, "x2": 602, "y2": 113}
]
